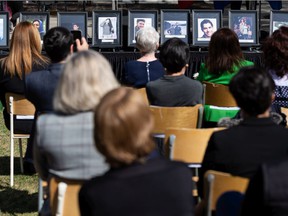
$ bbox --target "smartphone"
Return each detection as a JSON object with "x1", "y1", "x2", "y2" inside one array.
[{"x1": 71, "y1": 30, "x2": 82, "y2": 52}]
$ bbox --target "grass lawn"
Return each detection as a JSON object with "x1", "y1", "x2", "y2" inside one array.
[{"x1": 0, "y1": 113, "x2": 38, "y2": 216}]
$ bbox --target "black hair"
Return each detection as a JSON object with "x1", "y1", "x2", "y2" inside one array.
[
  {"x1": 159, "y1": 38, "x2": 190, "y2": 73},
  {"x1": 229, "y1": 67, "x2": 275, "y2": 116},
  {"x1": 43, "y1": 27, "x2": 73, "y2": 63}
]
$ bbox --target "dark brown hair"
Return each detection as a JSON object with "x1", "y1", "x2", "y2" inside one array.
[
  {"x1": 94, "y1": 87, "x2": 155, "y2": 168},
  {"x1": 206, "y1": 28, "x2": 244, "y2": 75},
  {"x1": 263, "y1": 26, "x2": 288, "y2": 77}
]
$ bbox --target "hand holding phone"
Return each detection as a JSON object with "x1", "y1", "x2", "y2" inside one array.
[{"x1": 71, "y1": 30, "x2": 82, "y2": 52}]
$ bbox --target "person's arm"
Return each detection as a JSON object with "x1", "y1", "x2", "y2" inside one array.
[
  {"x1": 100, "y1": 20, "x2": 105, "y2": 27},
  {"x1": 75, "y1": 37, "x2": 89, "y2": 52},
  {"x1": 78, "y1": 185, "x2": 93, "y2": 216}
]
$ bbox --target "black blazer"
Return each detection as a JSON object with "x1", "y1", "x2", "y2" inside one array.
[
  {"x1": 242, "y1": 159, "x2": 288, "y2": 216},
  {"x1": 79, "y1": 157, "x2": 195, "y2": 216},
  {"x1": 198, "y1": 117, "x2": 288, "y2": 198}
]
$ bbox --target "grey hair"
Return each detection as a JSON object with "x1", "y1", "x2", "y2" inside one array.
[
  {"x1": 53, "y1": 50, "x2": 119, "y2": 114},
  {"x1": 136, "y1": 26, "x2": 159, "y2": 53}
]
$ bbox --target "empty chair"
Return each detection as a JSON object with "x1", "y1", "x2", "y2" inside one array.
[{"x1": 5, "y1": 92, "x2": 35, "y2": 187}]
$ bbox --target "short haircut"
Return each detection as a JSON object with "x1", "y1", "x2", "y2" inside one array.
[
  {"x1": 53, "y1": 50, "x2": 119, "y2": 114},
  {"x1": 159, "y1": 38, "x2": 190, "y2": 73},
  {"x1": 137, "y1": 19, "x2": 145, "y2": 23},
  {"x1": 94, "y1": 87, "x2": 155, "y2": 168},
  {"x1": 263, "y1": 26, "x2": 288, "y2": 77},
  {"x1": 43, "y1": 27, "x2": 73, "y2": 63},
  {"x1": 200, "y1": 19, "x2": 213, "y2": 30},
  {"x1": 229, "y1": 67, "x2": 275, "y2": 116},
  {"x1": 136, "y1": 26, "x2": 159, "y2": 53}
]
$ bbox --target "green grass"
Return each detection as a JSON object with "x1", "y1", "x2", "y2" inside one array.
[{"x1": 0, "y1": 113, "x2": 38, "y2": 216}]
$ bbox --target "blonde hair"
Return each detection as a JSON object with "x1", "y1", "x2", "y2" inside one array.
[
  {"x1": 2, "y1": 21, "x2": 49, "y2": 78},
  {"x1": 94, "y1": 87, "x2": 155, "y2": 168},
  {"x1": 53, "y1": 50, "x2": 119, "y2": 114}
]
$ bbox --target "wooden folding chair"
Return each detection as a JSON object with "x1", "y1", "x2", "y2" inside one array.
[
  {"x1": 135, "y1": 87, "x2": 149, "y2": 105},
  {"x1": 5, "y1": 92, "x2": 35, "y2": 187},
  {"x1": 149, "y1": 104, "x2": 204, "y2": 135},
  {"x1": 203, "y1": 81, "x2": 237, "y2": 107},
  {"x1": 203, "y1": 170, "x2": 249, "y2": 216},
  {"x1": 50, "y1": 177, "x2": 84, "y2": 216}
]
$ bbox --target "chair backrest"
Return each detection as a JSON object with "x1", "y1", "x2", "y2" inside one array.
[
  {"x1": 166, "y1": 127, "x2": 225, "y2": 165},
  {"x1": 204, "y1": 170, "x2": 249, "y2": 216},
  {"x1": 5, "y1": 92, "x2": 35, "y2": 115},
  {"x1": 149, "y1": 104, "x2": 203, "y2": 134},
  {"x1": 49, "y1": 177, "x2": 84, "y2": 216},
  {"x1": 203, "y1": 81, "x2": 237, "y2": 107},
  {"x1": 135, "y1": 87, "x2": 149, "y2": 105}
]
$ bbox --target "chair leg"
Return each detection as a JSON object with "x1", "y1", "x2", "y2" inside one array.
[
  {"x1": 10, "y1": 136, "x2": 14, "y2": 187},
  {"x1": 19, "y1": 138, "x2": 24, "y2": 173}
]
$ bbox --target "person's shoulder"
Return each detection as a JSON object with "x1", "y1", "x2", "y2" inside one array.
[{"x1": 241, "y1": 59, "x2": 254, "y2": 66}]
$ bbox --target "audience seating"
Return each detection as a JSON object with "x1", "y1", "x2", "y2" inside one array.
[
  {"x1": 203, "y1": 170, "x2": 249, "y2": 216},
  {"x1": 149, "y1": 104, "x2": 204, "y2": 135},
  {"x1": 203, "y1": 81, "x2": 237, "y2": 107},
  {"x1": 5, "y1": 92, "x2": 35, "y2": 187},
  {"x1": 135, "y1": 88, "x2": 149, "y2": 105},
  {"x1": 49, "y1": 176, "x2": 84, "y2": 216}
]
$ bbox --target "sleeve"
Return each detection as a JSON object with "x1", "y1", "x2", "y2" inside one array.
[
  {"x1": 241, "y1": 166, "x2": 266, "y2": 216},
  {"x1": 122, "y1": 62, "x2": 134, "y2": 86},
  {"x1": 33, "y1": 118, "x2": 49, "y2": 180}
]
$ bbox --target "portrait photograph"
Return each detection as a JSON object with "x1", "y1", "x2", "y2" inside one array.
[
  {"x1": 20, "y1": 12, "x2": 49, "y2": 40},
  {"x1": 0, "y1": 12, "x2": 9, "y2": 48},
  {"x1": 161, "y1": 9, "x2": 190, "y2": 44},
  {"x1": 270, "y1": 11, "x2": 288, "y2": 34},
  {"x1": 57, "y1": 12, "x2": 88, "y2": 38},
  {"x1": 128, "y1": 10, "x2": 157, "y2": 47},
  {"x1": 92, "y1": 10, "x2": 121, "y2": 48},
  {"x1": 229, "y1": 11, "x2": 258, "y2": 46},
  {"x1": 192, "y1": 10, "x2": 222, "y2": 46}
]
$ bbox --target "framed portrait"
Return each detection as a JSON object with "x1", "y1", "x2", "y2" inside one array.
[
  {"x1": 92, "y1": 10, "x2": 122, "y2": 48},
  {"x1": 192, "y1": 10, "x2": 222, "y2": 46},
  {"x1": 0, "y1": 12, "x2": 9, "y2": 49},
  {"x1": 20, "y1": 12, "x2": 49, "y2": 40},
  {"x1": 57, "y1": 12, "x2": 88, "y2": 38},
  {"x1": 160, "y1": 9, "x2": 190, "y2": 45},
  {"x1": 229, "y1": 10, "x2": 258, "y2": 46},
  {"x1": 270, "y1": 11, "x2": 288, "y2": 35},
  {"x1": 128, "y1": 10, "x2": 158, "y2": 47}
]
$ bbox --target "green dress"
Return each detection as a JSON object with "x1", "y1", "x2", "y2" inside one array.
[{"x1": 197, "y1": 60, "x2": 254, "y2": 123}]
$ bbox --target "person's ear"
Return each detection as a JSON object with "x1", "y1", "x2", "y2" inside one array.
[{"x1": 271, "y1": 93, "x2": 275, "y2": 102}]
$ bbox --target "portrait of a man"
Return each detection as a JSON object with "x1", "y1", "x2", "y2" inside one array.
[
  {"x1": 134, "y1": 18, "x2": 145, "y2": 37},
  {"x1": 199, "y1": 19, "x2": 214, "y2": 38}
]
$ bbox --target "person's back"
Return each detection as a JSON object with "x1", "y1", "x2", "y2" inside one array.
[
  {"x1": 198, "y1": 67, "x2": 288, "y2": 198},
  {"x1": 79, "y1": 87, "x2": 194, "y2": 216},
  {"x1": 146, "y1": 38, "x2": 203, "y2": 106},
  {"x1": 124, "y1": 27, "x2": 164, "y2": 88}
]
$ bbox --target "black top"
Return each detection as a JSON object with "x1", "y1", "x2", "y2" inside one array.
[{"x1": 79, "y1": 157, "x2": 194, "y2": 216}]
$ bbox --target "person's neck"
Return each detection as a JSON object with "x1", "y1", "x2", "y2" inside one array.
[
  {"x1": 241, "y1": 109, "x2": 270, "y2": 119},
  {"x1": 166, "y1": 65, "x2": 187, "y2": 77},
  {"x1": 138, "y1": 52, "x2": 156, "y2": 62}
]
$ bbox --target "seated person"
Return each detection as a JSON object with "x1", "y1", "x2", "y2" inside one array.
[
  {"x1": 34, "y1": 50, "x2": 119, "y2": 182},
  {"x1": 198, "y1": 67, "x2": 288, "y2": 199},
  {"x1": 79, "y1": 87, "x2": 194, "y2": 216},
  {"x1": 146, "y1": 38, "x2": 203, "y2": 106},
  {"x1": 197, "y1": 28, "x2": 253, "y2": 126},
  {"x1": 241, "y1": 159, "x2": 288, "y2": 216},
  {"x1": 123, "y1": 27, "x2": 164, "y2": 88}
]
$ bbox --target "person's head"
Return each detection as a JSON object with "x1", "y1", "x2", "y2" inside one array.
[
  {"x1": 200, "y1": 19, "x2": 214, "y2": 37},
  {"x1": 54, "y1": 50, "x2": 119, "y2": 114},
  {"x1": 32, "y1": 19, "x2": 44, "y2": 33},
  {"x1": 136, "y1": 19, "x2": 145, "y2": 29},
  {"x1": 43, "y1": 27, "x2": 73, "y2": 63},
  {"x1": 159, "y1": 38, "x2": 190, "y2": 73},
  {"x1": 136, "y1": 27, "x2": 159, "y2": 54},
  {"x1": 72, "y1": 23, "x2": 79, "y2": 30},
  {"x1": 263, "y1": 26, "x2": 288, "y2": 77},
  {"x1": 4, "y1": 21, "x2": 48, "y2": 77},
  {"x1": 94, "y1": 87, "x2": 155, "y2": 168},
  {"x1": 207, "y1": 28, "x2": 243, "y2": 75},
  {"x1": 229, "y1": 67, "x2": 275, "y2": 117}
]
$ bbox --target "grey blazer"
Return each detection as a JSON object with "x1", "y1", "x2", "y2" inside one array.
[{"x1": 34, "y1": 112, "x2": 109, "y2": 180}]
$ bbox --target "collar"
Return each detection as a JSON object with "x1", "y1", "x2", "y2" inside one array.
[{"x1": 240, "y1": 117, "x2": 276, "y2": 126}]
